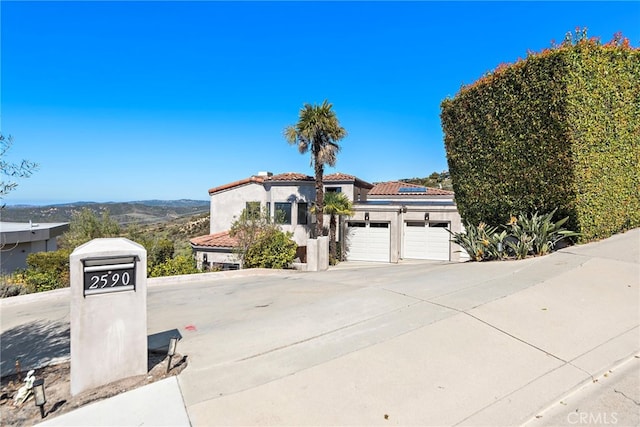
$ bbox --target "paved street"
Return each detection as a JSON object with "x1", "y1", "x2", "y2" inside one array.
[{"x1": 1, "y1": 228, "x2": 639, "y2": 426}]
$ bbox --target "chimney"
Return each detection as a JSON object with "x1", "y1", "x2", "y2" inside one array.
[{"x1": 257, "y1": 171, "x2": 273, "y2": 177}]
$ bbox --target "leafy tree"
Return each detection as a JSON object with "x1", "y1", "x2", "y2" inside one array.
[
  {"x1": 230, "y1": 207, "x2": 283, "y2": 266},
  {"x1": 244, "y1": 228, "x2": 297, "y2": 269},
  {"x1": 59, "y1": 208, "x2": 121, "y2": 250},
  {"x1": 313, "y1": 191, "x2": 354, "y2": 263},
  {"x1": 285, "y1": 100, "x2": 347, "y2": 237},
  {"x1": 149, "y1": 238, "x2": 175, "y2": 266},
  {"x1": 0, "y1": 133, "x2": 38, "y2": 204}
]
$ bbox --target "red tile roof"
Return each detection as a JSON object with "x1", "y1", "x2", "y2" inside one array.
[
  {"x1": 208, "y1": 176, "x2": 265, "y2": 195},
  {"x1": 324, "y1": 172, "x2": 374, "y2": 189},
  {"x1": 324, "y1": 172, "x2": 355, "y2": 181},
  {"x1": 209, "y1": 172, "x2": 373, "y2": 195},
  {"x1": 190, "y1": 231, "x2": 239, "y2": 248},
  {"x1": 368, "y1": 181, "x2": 454, "y2": 196}
]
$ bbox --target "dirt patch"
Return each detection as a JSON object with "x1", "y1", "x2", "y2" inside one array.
[{"x1": 0, "y1": 351, "x2": 187, "y2": 426}]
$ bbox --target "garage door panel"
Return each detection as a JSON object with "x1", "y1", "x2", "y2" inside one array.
[
  {"x1": 403, "y1": 222, "x2": 450, "y2": 261},
  {"x1": 425, "y1": 227, "x2": 450, "y2": 260},
  {"x1": 404, "y1": 224, "x2": 427, "y2": 258},
  {"x1": 347, "y1": 222, "x2": 390, "y2": 262}
]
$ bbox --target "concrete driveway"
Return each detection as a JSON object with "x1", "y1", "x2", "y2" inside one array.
[{"x1": 2, "y1": 228, "x2": 639, "y2": 426}]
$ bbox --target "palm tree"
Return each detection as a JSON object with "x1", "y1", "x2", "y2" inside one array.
[
  {"x1": 284, "y1": 100, "x2": 347, "y2": 238},
  {"x1": 314, "y1": 191, "x2": 354, "y2": 263}
]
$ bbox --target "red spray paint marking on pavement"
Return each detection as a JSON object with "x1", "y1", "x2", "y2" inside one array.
[{"x1": 185, "y1": 324, "x2": 197, "y2": 332}]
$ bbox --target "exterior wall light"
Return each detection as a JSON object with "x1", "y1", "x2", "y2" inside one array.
[
  {"x1": 424, "y1": 213, "x2": 430, "y2": 221},
  {"x1": 167, "y1": 337, "x2": 179, "y2": 373},
  {"x1": 365, "y1": 212, "x2": 370, "y2": 221},
  {"x1": 33, "y1": 378, "x2": 47, "y2": 418}
]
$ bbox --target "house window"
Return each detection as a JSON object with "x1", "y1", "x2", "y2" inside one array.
[
  {"x1": 246, "y1": 201, "x2": 261, "y2": 219},
  {"x1": 297, "y1": 202, "x2": 308, "y2": 225},
  {"x1": 274, "y1": 202, "x2": 292, "y2": 224},
  {"x1": 326, "y1": 187, "x2": 342, "y2": 193}
]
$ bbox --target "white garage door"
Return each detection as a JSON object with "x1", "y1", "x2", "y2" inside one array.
[
  {"x1": 346, "y1": 222, "x2": 390, "y2": 262},
  {"x1": 403, "y1": 222, "x2": 450, "y2": 261}
]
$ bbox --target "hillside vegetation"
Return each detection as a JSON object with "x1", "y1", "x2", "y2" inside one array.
[
  {"x1": 2, "y1": 204, "x2": 211, "y2": 297},
  {"x1": 1, "y1": 200, "x2": 209, "y2": 224},
  {"x1": 399, "y1": 171, "x2": 453, "y2": 191}
]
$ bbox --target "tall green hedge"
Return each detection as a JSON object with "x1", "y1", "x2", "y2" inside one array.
[{"x1": 441, "y1": 31, "x2": 639, "y2": 241}]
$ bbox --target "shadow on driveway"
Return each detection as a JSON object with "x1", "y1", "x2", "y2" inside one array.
[
  {"x1": 0, "y1": 322, "x2": 185, "y2": 377},
  {"x1": 0, "y1": 319, "x2": 70, "y2": 377}
]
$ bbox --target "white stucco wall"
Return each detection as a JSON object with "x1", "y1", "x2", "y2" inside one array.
[
  {"x1": 209, "y1": 181, "x2": 317, "y2": 247},
  {"x1": 266, "y1": 182, "x2": 315, "y2": 245},
  {"x1": 210, "y1": 183, "x2": 267, "y2": 234}
]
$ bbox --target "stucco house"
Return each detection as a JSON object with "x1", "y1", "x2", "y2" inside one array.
[
  {"x1": 0, "y1": 221, "x2": 69, "y2": 274},
  {"x1": 190, "y1": 172, "x2": 465, "y2": 270}
]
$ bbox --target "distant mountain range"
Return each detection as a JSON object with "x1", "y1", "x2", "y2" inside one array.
[{"x1": 1, "y1": 200, "x2": 210, "y2": 225}]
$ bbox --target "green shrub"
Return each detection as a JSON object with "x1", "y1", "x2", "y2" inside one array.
[
  {"x1": 230, "y1": 206, "x2": 297, "y2": 269},
  {"x1": 441, "y1": 30, "x2": 639, "y2": 242},
  {"x1": 148, "y1": 255, "x2": 199, "y2": 278},
  {"x1": 23, "y1": 271, "x2": 62, "y2": 293},
  {"x1": 148, "y1": 238, "x2": 175, "y2": 267},
  {"x1": 22, "y1": 249, "x2": 71, "y2": 292},
  {"x1": 244, "y1": 229, "x2": 297, "y2": 269}
]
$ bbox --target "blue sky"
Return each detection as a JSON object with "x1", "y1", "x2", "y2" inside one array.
[{"x1": 2, "y1": 1, "x2": 638, "y2": 205}]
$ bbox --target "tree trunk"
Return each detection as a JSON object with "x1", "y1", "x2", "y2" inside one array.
[
  {"x1": 314, "y1": 162, "x2": 324, "y2": 238},
  {"x1": 329, "y1": 214, "x2": 337, "y2": 261}
]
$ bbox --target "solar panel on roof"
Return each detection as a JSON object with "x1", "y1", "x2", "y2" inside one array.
[{"x1": 398, "y1": 187, "x2": 427, "y2": 193}]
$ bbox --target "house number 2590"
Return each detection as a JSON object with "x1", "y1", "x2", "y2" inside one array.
[{"x1": 88, "y1": 271, "x2": 131, "y2": 289}]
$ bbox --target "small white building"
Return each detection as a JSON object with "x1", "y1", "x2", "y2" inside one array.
[{"x1": 0, "y1": 221, "x2": 69, "y2": 274}]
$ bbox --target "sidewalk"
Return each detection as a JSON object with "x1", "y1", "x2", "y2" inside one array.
[
  {"x1": 36, "y1": 376, "x2": 190, "y2": 426},
  {"x1": 23, "y1": 228, "x2": 639, "y2": 426}
]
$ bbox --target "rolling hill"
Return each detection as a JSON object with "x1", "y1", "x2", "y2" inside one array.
[{"x1": 1, "y1": 200, "x2": 210, "y2": 225}]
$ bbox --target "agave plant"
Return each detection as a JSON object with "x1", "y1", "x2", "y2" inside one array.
[
  {"x1": 505, "y1": 231, "x2": 535, "y2": 260},
  {"x1": 449, "y1": 222, "x2": 499, "y2": 261},
  {"x1": 507, "y1": 209, "x2": 580, "y2": 257}
]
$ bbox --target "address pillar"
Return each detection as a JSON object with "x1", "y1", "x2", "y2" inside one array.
[{"x1": 69, "y1": 238, "x2": 147, "y2": 396}]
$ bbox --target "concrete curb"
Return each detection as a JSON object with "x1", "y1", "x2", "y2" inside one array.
[{"x1": 0, "y1": 268, "x2": 296, "y2": 307}]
